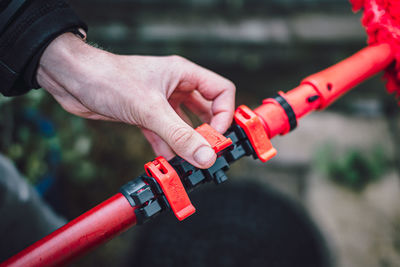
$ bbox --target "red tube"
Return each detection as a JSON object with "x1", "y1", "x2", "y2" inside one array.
[
  {"x1": 301, "y1": 43, "x2": 395, "y2": 109},
  {"x1": 1, "y1": 193, "x2": 137, "y2": 267},
  {"x1": 254, "y1": 43, "x2": 395, "y2": 138}
]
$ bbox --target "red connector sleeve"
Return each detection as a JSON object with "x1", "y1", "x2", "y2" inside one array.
[{"x1": 254, "y1": 43, "x2": 395, "y2": 138}]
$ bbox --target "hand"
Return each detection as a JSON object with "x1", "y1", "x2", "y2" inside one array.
[{"x1": 37, "y1": 33, "x2": 236, "y2": 169}]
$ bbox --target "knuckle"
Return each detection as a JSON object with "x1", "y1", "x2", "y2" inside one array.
[
  {"x1": 168, "y1": 55, "x2": 188, "y2": 65},
  {"x1": 168, "y1": 125, "x2": 195, "y2": 149},
  {"x1": 226, "y1": 80, "x2": 236, "y2": 93}
]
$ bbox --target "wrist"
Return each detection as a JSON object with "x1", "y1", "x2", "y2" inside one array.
[{"x1": 37, "y1": 32, "x2": 94, "y2": 95}]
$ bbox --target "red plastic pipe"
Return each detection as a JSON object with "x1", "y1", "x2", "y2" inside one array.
[
  {"x1": 254, "y1": 43, "x2": 395, "y2": 138},
  {"x1": 1, "y1": 193, "x2": 137, "y2": 267}
]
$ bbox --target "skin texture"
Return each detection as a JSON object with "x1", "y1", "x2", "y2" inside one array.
[{"x1": 36, "y1": 33, "x2": 236, "y2": 169}]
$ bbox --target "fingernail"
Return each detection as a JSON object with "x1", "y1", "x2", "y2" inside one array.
[{"x1": 193, "y1": 146, "x2": 215, "y2": 167}]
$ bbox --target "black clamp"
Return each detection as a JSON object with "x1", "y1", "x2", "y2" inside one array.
[
  {"x1": 120, "y1": 175, "x2": 169, "y2": 224},
  {"x1": 120, "y1": 124, "x2": 255, "y2": 224},
  {"x1": 170, "y1": 124, "x2": 255, "y2": 191},
  {"x1": 273, "y1": 94, "x2": 297, "y2": 131}
]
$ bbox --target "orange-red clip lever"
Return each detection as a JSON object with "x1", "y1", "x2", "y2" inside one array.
[
  {"x1": 195, "y1": 123, "x2": 232, "y2": 154},
  {"x1": 145, "y1": 157, "x2": 195, "y2": 221},
  {"x1": 234, "y1": 105, "x2": 277, "y2": 162}
]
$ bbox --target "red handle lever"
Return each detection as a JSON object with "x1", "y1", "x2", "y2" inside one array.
[
  {"x1": 195, "y1": 123, "x2": 232, "y2": 154},
  {"x1": 145, "y1": 157, "x2": 195, "y2": 221},
  {"x1": 234, "y1": 105, "x2": 277, "y2": 162}
]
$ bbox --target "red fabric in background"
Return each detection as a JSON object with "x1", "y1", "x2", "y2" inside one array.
[{"x1": 350, "y1": 0, "x2": 400, "y2": 98}]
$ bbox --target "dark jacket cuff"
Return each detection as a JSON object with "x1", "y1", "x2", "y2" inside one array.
[{"x1": 0, "y1": 0, "x2": 87, "y2": 96}]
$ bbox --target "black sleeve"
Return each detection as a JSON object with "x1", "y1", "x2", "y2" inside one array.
[{"x1": 0, "y1": 0, "x2": 87, "y2": 96}]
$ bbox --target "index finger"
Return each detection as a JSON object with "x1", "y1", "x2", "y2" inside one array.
[{"x1": 184, "y1": 64, "x2": 236, "y2": 133}]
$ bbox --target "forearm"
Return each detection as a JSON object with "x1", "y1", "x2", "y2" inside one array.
[{"x1": 36, "y1": 32, "x2": 137, "y2": 122}]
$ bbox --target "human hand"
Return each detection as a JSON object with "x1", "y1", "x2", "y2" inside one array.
[{"x1": 37, "y1": 33, "x2": 236, "y2": 169}]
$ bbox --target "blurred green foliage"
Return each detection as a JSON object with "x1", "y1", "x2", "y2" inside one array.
[
  {"x1": 0, "y1": 90, "x2": 96, "y2": 185},
  {"x1": 0, "y1": 87, "x2": 153, "y2": 220},
  {"x1": 314, "y1": 144, "x2": 390, "y2": 191}
]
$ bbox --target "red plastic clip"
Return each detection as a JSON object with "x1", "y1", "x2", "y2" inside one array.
[
  {"x1": 234, "y1": 105, "x2": 277, "y2": 162},
  {"x1": 144, "y1": 156, "x2": 195, "y2": 221},
  {"x1": 195, "y1": 123, "x2": 232, "y2": 154}
]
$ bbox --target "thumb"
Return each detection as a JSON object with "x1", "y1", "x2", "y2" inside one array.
[{"x1": 143, "y1": 101, "x2": 217, "y2": 169}]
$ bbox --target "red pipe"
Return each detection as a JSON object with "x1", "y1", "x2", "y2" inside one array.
[
  {"x1": 254, "y1": 43, "x2": 395, "y2": 138},
  {"x1": 301, "y1": 43, "x2": 395, "y2": 108},
  {"x1": 1, "y1": 193, "x2": 137, "y2": 267}
]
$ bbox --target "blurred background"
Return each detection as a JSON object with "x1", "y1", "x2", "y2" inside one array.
[{"x1": 1, "y1": 0, "x2": 400, "y2": 266}]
